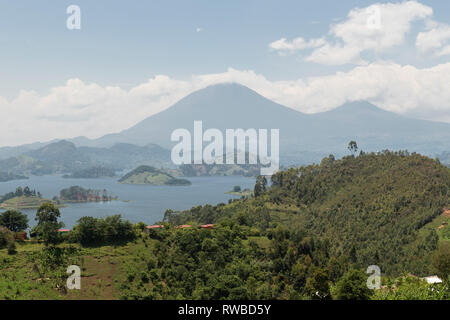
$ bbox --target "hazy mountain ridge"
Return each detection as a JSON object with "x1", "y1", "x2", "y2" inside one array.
[
  {"x1": 89, "y1": 83, "x2": 450, "y2": 164},
  {"x1": 0, "y1": 140, "x2": 172, "y2": 177},
  {"x1": 1, "y1": 83, "x2": 450, "y2": 169}
]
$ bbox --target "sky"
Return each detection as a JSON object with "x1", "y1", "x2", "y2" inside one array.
[{"x1": 0, "y1": 0, "x2": 450, "y2": 146}]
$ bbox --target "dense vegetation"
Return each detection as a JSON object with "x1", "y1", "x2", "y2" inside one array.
[{"x1": 166, "y1": 151, "x2": 450, "y2": 276}]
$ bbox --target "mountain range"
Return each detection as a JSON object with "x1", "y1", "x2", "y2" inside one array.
[
  {"x1": 0, "y1": 141, "x2": 172, "y2": 176},
  {"x1": 1, "y1": 83, "x2": 450, "y2": 171},
  {"x1": 76, "y1": 83, "x2": 450, "y2": 163}
]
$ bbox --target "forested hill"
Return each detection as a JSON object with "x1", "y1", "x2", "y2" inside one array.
[{"x1": 166, "y1": 151, "x2": 450, "y2": 276}]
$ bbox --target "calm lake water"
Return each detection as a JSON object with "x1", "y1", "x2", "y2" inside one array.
[{"x1": 0, "y1": 175, "x2": 255, "y2": 228}]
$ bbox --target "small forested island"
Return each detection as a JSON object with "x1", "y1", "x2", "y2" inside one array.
[
  {"x1": 0, "y1": 171, "x2": 28, "y2": 182},
  {"x1": 0, "y1": 186, "x2": 53, "y2": 209},
  {"x1": 56, "y1": 186, "x2": 117, "y2": 203},
  {"x1": 62, "y1": 166, "x2": 116, "y2": 179},
  {"x1": 118, "y1": 165, "x2": 191, "y2": 186},
  {"x1": 225, "y1": 185, "x2": 253, "y2": 196}
]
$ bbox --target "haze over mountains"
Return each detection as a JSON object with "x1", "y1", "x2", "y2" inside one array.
[
  {"x1": 1, "y1": 83, "x2": 450, "y2": 169},
  {"x1": 75, "y1": 83, "x2": 450, "y2": 163}
]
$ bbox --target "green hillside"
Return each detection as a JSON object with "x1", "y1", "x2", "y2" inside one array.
[
  {"x1": 1, "y1": 151, "x2": 449, "y2": 300},
  {"x1": 119, "y1": 165, "x2": 191, "y2": 186},
  {"x1": 166, "y1": 151, "x2": 450, "y2": 276}
]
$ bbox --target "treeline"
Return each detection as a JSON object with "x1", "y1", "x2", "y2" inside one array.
[
  {"x1": 58, "y1": 186, "x2": 116, "y2": 202},
  {"x1": 68, "y1": 215, "x2": 136, "y2": 246}
]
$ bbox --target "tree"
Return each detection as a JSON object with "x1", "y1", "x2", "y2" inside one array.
[
  {"x1": 23, "y1": 186, "x2": 32, "y2": 197},
  {"x1": 34, "y1": 202, "x2": 63, "y2": 246},
  {"x1": 233, "y1": 185, "x2": 241, "y2": 192},
  {"x1": 0, "y1": 226, "x2": 15, "y2": 249},
  {"x1": 348, "y1": 141, "x2": 358, "y2": 156},
  {"x1": 75, "y1": 216, "x2": 102, "y2": 246},
  {"x1": 305, "y1": 268, "x2": 331, "y2": 300},
  {"x1": 334, "y1": 269, "x2": 372, "y2": 300},
  {"x1": 254, "y1": 175, "x2": 267, "y2": 197},
  {"x1": 0, "y1": 210, "x2": 29, "y2": 232},
  {"x1": 15, "y1": 187, "x2": 23, "y2": 197},
  {"x1": 431, "y1": 242, "x2": 450, "y2": 281}
]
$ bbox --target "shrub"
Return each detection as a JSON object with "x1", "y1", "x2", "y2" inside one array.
[
  {"x1": 0, "y1": 226, "x2": 14, "y2": 248},
  {"x1": 7, "y1": 242, "x2": 17, "y2": 255},
  {"x1": 334, "y1": 269, "x2": 372, "y2": 300}
]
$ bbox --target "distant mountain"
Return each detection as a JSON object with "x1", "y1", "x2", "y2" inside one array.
[
  {"x1": 62, "y1": 166, "x2": 116, "y2": 179},
  {"x1": 89, "y1": 83, "x2": 450, "y2": 164},
  {"x1": 0, "y1": 140, "x2": 56, "y2": 160},
  {"x1": 0, "y1": 140, "x2": 172, "y2": 176},
  {"x1": 0, "y1": 172, "x2": 28, "y2": 182},
  {"x1": 2, "y1": 83, "x2": 450, "y2": 168},
  {"x1": 79, "y1": 143, "x2": 172, "y2": 170}
]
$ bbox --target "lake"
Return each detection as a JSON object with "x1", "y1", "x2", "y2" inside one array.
[{"x1": 0, "y1": 175, "x2": 255, "y2": 228}]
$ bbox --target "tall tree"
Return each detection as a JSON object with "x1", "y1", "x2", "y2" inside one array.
[
  {"x1": 34, "y1": 202, "x2": 63, "y2": 246},
  {"x1": 348, "y1": 141, "x2": 358, "y2": 156},
  {"x1": 0, "y1": 210, "x2": 28, "y2": 232}
]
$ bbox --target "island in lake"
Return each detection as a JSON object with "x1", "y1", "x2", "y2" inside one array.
[
  {"x1": 0, "y1": 186, "x2": 55, "y2": 209},
  {"x1": 119, "y1": 165, "x2": 191, "y2": 186},
  {"x1": 56, "y1": 186, "x2": 118, "y2": 203}
]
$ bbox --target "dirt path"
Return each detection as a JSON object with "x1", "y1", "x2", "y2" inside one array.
[{"x1": 66, "y1": 255, "x2": 117, "y2": 300}]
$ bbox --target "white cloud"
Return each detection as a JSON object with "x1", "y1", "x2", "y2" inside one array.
[
  {"x1": 416, "y1": 21, "x2": 450, "y2": 56},
  {"x1": 270, "y1": 1, "x2": 434, "y2": 65},
  {"x1": 269, "y1": 37, "x2": 325, "y2": 53},
  {"x1": 1, "y1": 63, "x2": 450, "y2": 146}
]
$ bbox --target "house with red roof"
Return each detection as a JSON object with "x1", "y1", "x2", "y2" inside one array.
[{"x1": 175, "y1": 224, "x2": 192, "y2": 229}]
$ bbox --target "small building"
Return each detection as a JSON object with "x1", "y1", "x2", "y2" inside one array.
[
  {"x1": 175, "y1": 224, "x2": 192, "y2": 229},
  {"x1": 200, "y1": 224, "x2": 214, "y2": 229},
  {"x1": 58, "y1": 228, "x2": 70, "y2": 234},
  {"x1": 15, "y1": 231, "x2": 28, "y2": 241},
  {"x1": 145, "y1": 225, "x2": 164, "y2": 232}
]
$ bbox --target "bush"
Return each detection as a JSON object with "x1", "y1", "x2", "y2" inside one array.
[
  {"x1": 432, "y1": 242, "x2": 450, "y2": 280},
  {"x1": 7, "y1": 242, "x2": 17, "y2": 255},
  {"x1": 334, "y1": 269, "x2": 372, "y2": 300},
  {"x1": 74, "y1": 214, "x2": 136, "y2": 246},
  {"x1": 0, "y1": 226, "x2": 14, "y2": 248}
]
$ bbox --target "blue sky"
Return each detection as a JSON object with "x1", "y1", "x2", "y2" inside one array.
[
  {"x1": 0, "y1": 0, "x2": 448, "y2": 96},
  {"x1": 0, "y1": 1, "x2": 449, "y2": 146}
]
